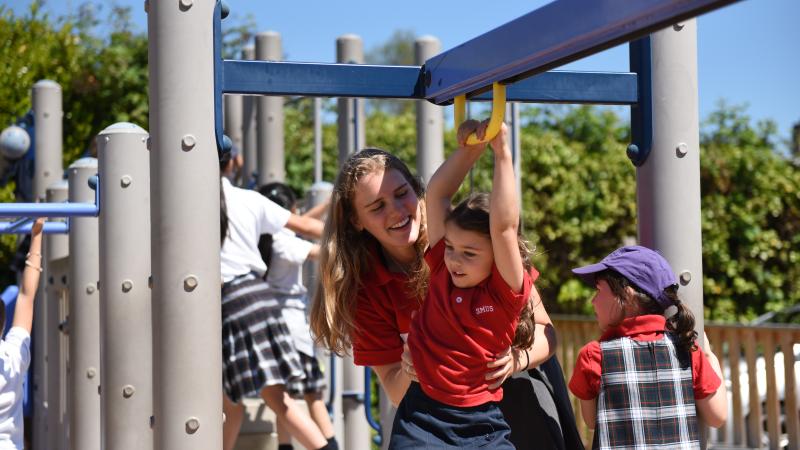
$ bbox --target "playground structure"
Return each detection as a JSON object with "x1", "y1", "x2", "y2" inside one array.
[{"x1": 4, "y1": 0, "x2": 796, "y2": 449}]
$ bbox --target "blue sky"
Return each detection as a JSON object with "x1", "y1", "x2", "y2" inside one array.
[{"x1": 7, "y1": 0, "x2": 800, "y2": 146}]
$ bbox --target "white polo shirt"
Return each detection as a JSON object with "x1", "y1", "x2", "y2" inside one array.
[
  {"x1": 0, "y1": 327, "x2": 31, "y2": 450},
  {"x1": 220, "y1": 177, "x2": 291, "y2": 283}
]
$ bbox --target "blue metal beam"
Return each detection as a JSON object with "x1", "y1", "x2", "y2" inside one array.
[
  {"x1": 221, "y1": 61, "x2": 637, "y2": 105},
  {"x1": 0, "y1": 203, "x2": 98, "y2": 218},
  {"x1": 0, "y1": 222, "x2": 68, "y2": 234},
  {"x1": 423, "y1": 0, "x2": 739, "y2": 104}
]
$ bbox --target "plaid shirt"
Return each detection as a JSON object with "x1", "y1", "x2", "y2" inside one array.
[{"x1": 594, "y1": 333, "x2": 700, "y2": 450}]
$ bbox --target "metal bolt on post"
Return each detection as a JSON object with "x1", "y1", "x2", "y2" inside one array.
[{"x1": 98, "y1": 122, "x2": 153, "y2": 450}]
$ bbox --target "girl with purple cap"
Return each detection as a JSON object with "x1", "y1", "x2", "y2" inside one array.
[{"x1": 568, "y1": 245, "x2": 727, "y2": 449}]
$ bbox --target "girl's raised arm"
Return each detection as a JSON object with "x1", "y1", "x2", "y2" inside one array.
[
  {"x1": 488, "y1": 123, "x2": 524, "y2": 293},
  {"x1": 13, "y1": 218, "x2": 45, "y2": 334},
  {"x1": 426, "y1": 119, "x2": 488, "y2": 246}
]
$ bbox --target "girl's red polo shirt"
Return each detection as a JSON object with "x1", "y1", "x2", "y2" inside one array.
[
  {"x1": 408, "y1": 240, "x2": 534, "y2": 407},
  {"x1": 351, "y1": 246, "x2": 420, "y2": 367},
  {"x1": 568, "y1": 315, "x2": 721, "y2": 401}
]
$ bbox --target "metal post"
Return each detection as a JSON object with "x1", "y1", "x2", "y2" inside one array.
[
  {"x1": 336, "y1": 34, "x2": 365, "y2": 167},
  {"x1": 148, "y1": 1, "x2": 222, "y2": 449},
  {"x1": 67, "y1": 157, "x2": 100, "y2": 450},
  {"x1": 256, "y1": 32, "x2": 285, "y2": 184},
  {"x1": 241, "y1": 46, "x2": 257, "y2": 187},
  {"x1": 633, "y1": 22, "x2": 705, "y2": 445},
  {"x1": 224, "y1": 94, "x2": 243, "y2": 184},
  {"x1": 634, "y1": 21, "x2": 703, "y2": 329},
  {"x1": 97, "y1": 123, "x2": 153, "y2": 450},
  {"x1": 32, "y1": 79, "x2": 63, "y2": 449},
  {"x1": 45, "y1": 180, "x2": 68, "y2": 450},
  {"x1": 415, "y1": 36, "x2": 443, "y2": 183}
]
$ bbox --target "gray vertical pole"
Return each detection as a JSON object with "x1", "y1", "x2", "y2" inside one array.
[
  {"x1": 67, "y1": 157, "x2": 100, "y2": 450},
  {"x1": 147, "y1": 1, "x2": 222, "y2": 449},
  {"x1": 414, "y1": 36, "x2": 443, "y2": 183},
  {"x1": 336, "y1": 35, "x2": 365, "y2": 167},
  {"x1": 314, "y1": 98, "x2": 323, "y2": 183},
  {"x1": 635, "y1": 21, "x2": 703, "y2": 331},
  {"x1": 224, "y1": 95, "x2": 243, "y2": 184},
  {"x1": 241, "y1": 46, "x2": 257, "y2": 187},
  {"x1": 32, "y1": 79, "x2": 63, "y2": 449},
  {"x1": 98, "y1": 123, "x2": 153, "y2": 450},
  {"x1": 256, "y1": 32, "x2": 285, "y2": 184},
  {"x1": 45, "y1": 180, "x2": 69, "y2": 450}
]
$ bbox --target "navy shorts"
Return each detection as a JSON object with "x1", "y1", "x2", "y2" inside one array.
[{"x1": 388, "y1": 382, "x2": 513, "y2": 449}]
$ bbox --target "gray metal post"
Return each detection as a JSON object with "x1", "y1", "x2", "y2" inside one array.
[
  {"x1": 45, "y1": 180, "x2": 68, "y2": 450},
  {"x1": 256, "y1": 32, "x2": 285, "y2": 184},
  {"x1": 32, "y1": 79, "x2": 63, "y2": 449},
  {"x1": 67, "y1": 157, "x2": 100, "y2": 450},
  {"x1": 635, "y1": 22, "x2": 704, "y2": 328},
  {"x1": 414, "y1": 36, "x2": 443, "y2": 183},
  {"x1": 98, "y1": 123, "x2": 152, "y2": 450},
  {"x1": 336, "y1": 35, "x2": 365, "y2": 167},
  {"x1": 242, "y1": 46, "x2": 257, "y2": 186},
  {"x1": 147, "y1": 1, "x2": 222, "y2": 448},
  {"x1": 224, "y1": 94, "x2": 243, "y2": 184}
]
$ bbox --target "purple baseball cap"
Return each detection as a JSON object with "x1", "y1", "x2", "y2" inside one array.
[{"x1": 572, "y1": 245, "x2": 678, "y2": 308}]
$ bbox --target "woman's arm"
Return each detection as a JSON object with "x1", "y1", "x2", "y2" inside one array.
[
  {"x1": 372, "y1": 361, "x2": 413, "y2": 407},
  {"x1": 426, "y1": 120, "x2": 488, "y2": 246},
  {"x1": 13, "y1": 218, "x2": 44, "y2": 334}
]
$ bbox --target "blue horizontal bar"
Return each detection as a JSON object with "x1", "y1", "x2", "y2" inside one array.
[
  {"x1": 472, "y1": 71, "x2": 637, "y2": 105},
  {"x1": 423, "y1": 0, "x2": 739, "y2": 104},
  {"x1": 223, "y1": 60, "x2": 423, "y2": 99},
  {"x1": 0, "y1": 222, "x2": 68, "y2": 234},
  {"x1": 0, "y1": 203, "x2": 98, "y2": 218},
  {"x1": 222, "y1": 61, "x2": 637, "y2": 104}
]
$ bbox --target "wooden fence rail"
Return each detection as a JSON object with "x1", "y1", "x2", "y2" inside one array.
[{"x1": 553, "y1": 315, "x2": 800, "y2": 450}]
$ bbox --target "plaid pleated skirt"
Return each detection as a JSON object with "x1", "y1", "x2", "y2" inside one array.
[
  {"x1": 286, "y1": 352, "x2": 327, "y2": 398},
  {"x1": 221, "y1": 275, "x2": 305, "y2": 402}
]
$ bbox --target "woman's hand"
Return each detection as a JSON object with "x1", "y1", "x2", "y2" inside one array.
[
  {"x1": 400, "y1": 343, "x2": 418, "y2": 382},
  {"x1": 486, "y1": 347, "x2": 525, "y2": 390}
]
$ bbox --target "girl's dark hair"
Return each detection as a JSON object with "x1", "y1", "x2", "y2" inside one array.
[
  {"x1": 220, "y1": 178, "x2": 228, "y2": 246},
  {"x1": 597, "y1": 269, "x2": 697, "y2": 355},
  {"x1": 447, "y1": 192, "x2": 536, "y2": 350},
  {"x1": 256, "y1": 182, "x2": 298, "y2": 275}
]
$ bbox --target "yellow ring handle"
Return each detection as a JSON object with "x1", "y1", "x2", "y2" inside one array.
[{"x1": 454, "y1": 82, "x2": 506, "y2": 145}]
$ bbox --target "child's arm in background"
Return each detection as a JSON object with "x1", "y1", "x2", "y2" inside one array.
[
  {"x1": 696, "y1": 334, "x2": 728, "y2": 428},
  {"x1": 13, "y1": 218, "x2": 45, "y2": 334},
  {"x1": 488, "y1": 122, "x2": 524, "y2": 293},
  {"x1": 426, "y1": 119, "x2": 489, "y2": 246},
  {"x1": 580, "y1": 398, "x2": 598, "y2": 429}
]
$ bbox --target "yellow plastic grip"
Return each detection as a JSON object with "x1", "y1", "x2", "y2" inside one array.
[{"x1": 454, "y1": 82, "x2": 507, "y2": 145}]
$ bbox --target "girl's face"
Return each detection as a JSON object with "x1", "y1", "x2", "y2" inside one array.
[
  {"x1": 443, "y1": 222, "x2": 494, "y2": 288},
  {"x1": 592, "y1": 279, "x2": 624, "y2": 331},
  {"x1": 351, "y1": 168, "x2": 422, "y2": 263}
]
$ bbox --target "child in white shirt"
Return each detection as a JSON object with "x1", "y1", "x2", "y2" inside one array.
[{"x1": 0, "y1": 218, "x2": 43, "y2": 450}]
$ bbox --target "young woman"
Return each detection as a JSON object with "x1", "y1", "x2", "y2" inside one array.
[{"x1": 309, "y1": 145, "x2": 565, "y2": 445}]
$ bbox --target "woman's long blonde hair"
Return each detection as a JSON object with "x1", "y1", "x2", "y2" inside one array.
[{"x1": 310, "y1": 148, "x2": 428, "y2": 355}]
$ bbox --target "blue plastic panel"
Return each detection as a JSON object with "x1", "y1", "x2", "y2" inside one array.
[{"x1": 423, "y1": 0, "x2": 739, "y2": 104}]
